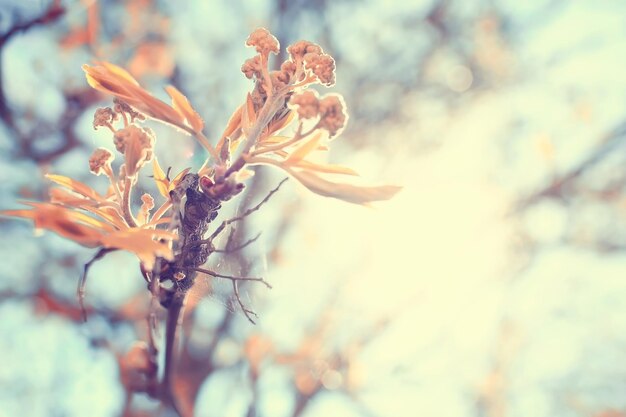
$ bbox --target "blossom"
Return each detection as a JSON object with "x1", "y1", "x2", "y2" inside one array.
[
  {"x1": 303, "y1": 53, "x2": 336, "y2": 87},
  {"x1": 287, "y1": 41, "x2": 322, "y2": 60},
  {"x1": 114, "y1": 125, "x2": 155, "y2": 178},
  {"x1": 245, "y1": 28, "x2": 279, "y2": 56},
  {"x1": 88, "y1": 148, "x2": 114, "y2": 176},
  {"x1": 93, "y1": 107, "x2": 117, "y2": 130},
  {"x1": 241, "y1": 55, "x2": 262, "y2": 79},
  {"x1": 290, "y1": 90, "x2": 320, "y2": 119},
  {"x1": 318, "y1": 94, "x2": 347, "y2": 137}
]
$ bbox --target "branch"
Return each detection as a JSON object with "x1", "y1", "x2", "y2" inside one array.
[
  {"x1": 193, "y1": 267, "x2": 271, "y2": 325},
  {"x1": 513, "y1": 121, "x2": 626, "y2": 212},
  {"x1": 214, "y1": 232, "x2": 262, "y2": 253},
  {"x1": 0, "y1": 1, "x2": 65, "y2": 124},
  {"x1": 204, "y1": 177, "x2": 288, "y2": 244},
  {"x1": 78, "y1": 248, "x2": 115, "y2": 321}
]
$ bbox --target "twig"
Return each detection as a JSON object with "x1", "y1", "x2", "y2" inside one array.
[
  {"x1": 204, "y1": 177, "x2": 288, "y2": 244},
  {"x1": 193, "y1": 268, "x2": 272, "y2": 289},
  {"x1": 232, "y1": 280, "x2": 258, "y2": 324},
  {"x1": 193, "y1": 267, "x2": 272, "y2": 324},
  {"x1": 0, "y1": 1, "x2": 65, "y2": 124},
  {"x1": 513, "y1": 121, "x2": 626, "y2": 213},
  {"x1": 77, "y1": 248, "x2": 115, "y2": 321},
  {"x1": 214, "y1": 232, "x2": 262, "y2": 253}
]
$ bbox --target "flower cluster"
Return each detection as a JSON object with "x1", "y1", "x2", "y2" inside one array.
[
  {"x1": 2, "y1": 27, "x2": 400, "y2": 278},
  {"x1": 290, "y1": 91, "x2": 347, "y2": 137}
]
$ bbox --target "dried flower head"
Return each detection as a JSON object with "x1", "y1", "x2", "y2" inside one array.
[
  {"x1": 114, "y1": 125, "x2": 155, "y2": 177},
  {"x1": 246, "y1": 28, "x2": 279, "y2": 56},
  {"x1": 290, "y1": 90, "x2": 320, "y2": 119},
  {"x1": 88, "y1": 148, "x2": 114, "y2": 176},
  {"x1": 93, "y1": 107, "x2": 118, "y2": 131},
  {"x1": 303, "y1": 53, "x2": 336, "y2": 87},
  {"x1": 318, "y1": 94, "x2": 348, "y2": 137},
  {"x1": 241, "y1": 55, "x2": 262, "y2": 79},
  {"x1": 114, "y1": 98, "x2": 145, "y2": 122},
  {"x1": 287, "y1": 41, "x2": 323, "y2": 61}
]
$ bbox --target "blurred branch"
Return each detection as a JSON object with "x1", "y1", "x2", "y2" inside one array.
[
  {"x1": 0, "y1": 1, "x2": 65, "y2": 125},
  {"x1": 513, "y1": 120, "x2": 626, "y2": 212}
]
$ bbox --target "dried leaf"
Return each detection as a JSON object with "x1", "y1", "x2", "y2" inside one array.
[{"x1": 165, "y1": 85, "x2": 204, "y2": 132}]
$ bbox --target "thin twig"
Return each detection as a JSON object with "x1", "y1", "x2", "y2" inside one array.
[
  {"x1": 77, "y1": 248, "x2": 114, "y2": 322},
  {"x1": 194, "y1": 267, "x2": 272, "y2": 324},
  {"x1": 205, "y1": 177, "x2": 288, "y2": 244},
  {"x1": 214, "y1": 232, "x2": 262, "y2": 253},
  {"x1": 232, "y1": 280, "x2": 258, "y2": 324},
  {"x1": 193, "y1": 268, "x2": 272, "y2": 289}
]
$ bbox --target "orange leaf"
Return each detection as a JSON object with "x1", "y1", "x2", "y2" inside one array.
[
  {"x1": 294, "y1": 160, "x2": 359, "y2": 176},
  {"x1": 46, "y1": 174, "x2": 104, "y2": 202},
  {"x1": 152, "y1": 158, "x2": 170, "y2": 198},
  {"x1": 168, "y1": 168, "x2": 192, "y2": 193},
  {"x1": 216, "y1": 104, "x2": 243, "y2": 156},
  {"x1": 241, "y1": 93, "x2": 257, "y2": 132},
  {"x1": 165, "y1": 85, "x2": 204, "y2": 132},
  {"x1": 289, "y1": 170, "x2": 402, "y2": 205},
  {"x1": 285, "y1": 131, "x2": 324, "y2": 165}
]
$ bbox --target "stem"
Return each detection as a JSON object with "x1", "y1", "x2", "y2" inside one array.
[
  {"x1": 192, "y1": 130, "x2": 220, "y2": 163},
  {"x1": 260, "y1": 54, "x2": 274, "y2": 100},
  {"x1": 103, "y1": 165, "x2": 123, "y2": 205},
  {"x1": 223, "y1": 93, "x2": 286, "y2": 179},
  {"x1": 151, "y1": 200, "x2": 172, "y2": 223},
  {"x1": 289, "y1": 75, "x2": 317, "y2": 90},
  {"x1": 252, "y1": 121, "x2": 322, "y2": 156},
  {"x1": 122, "y1": 177, "x2": 138, "y2": 227},
  {"x1": 162, "y1": 289, "x2": 188, "y2": 417}
]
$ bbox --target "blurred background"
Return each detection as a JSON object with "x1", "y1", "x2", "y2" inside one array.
[{"x1": 1, "y1": 0, "x2": 625, "y2": 416}]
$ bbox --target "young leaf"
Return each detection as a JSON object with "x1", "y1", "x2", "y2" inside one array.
[
  {"x1": 165, "y1": 85, "x2": 205, "y2": 132},
  {"x1": 152, "y1": 158, "x2": 170, "y2": 198},
  {"x1": 46, "y1": 174, "x2": 105, "y2": 202},
  {"x1": 289, "y1": 169, "x2": 401, "y2": 205},
  {"x1": 284, "y1": 131, "x2": 324, "y2": 165},
  {"x1": 294, "y1": 160, "x2": 359, "y2": 176}
]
